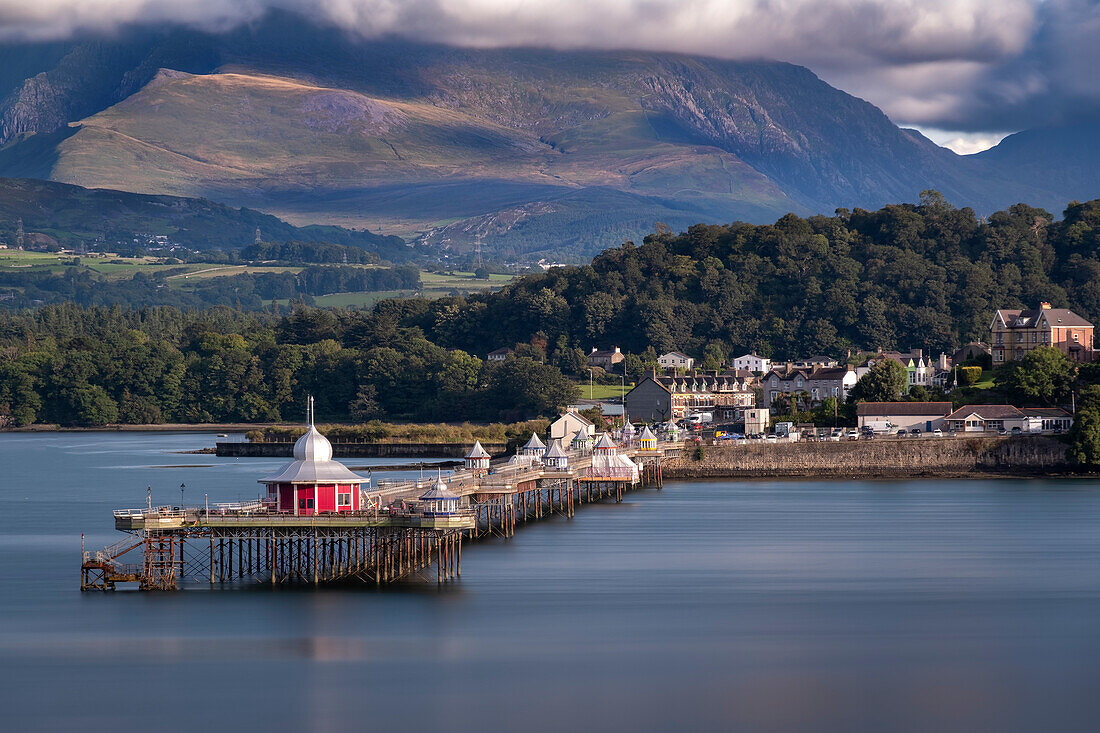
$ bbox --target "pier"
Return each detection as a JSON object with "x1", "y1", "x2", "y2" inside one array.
[{"x1": 81, "y1": 412, "x2": 677, "y2": 591}]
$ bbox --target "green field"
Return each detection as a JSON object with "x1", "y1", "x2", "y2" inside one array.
[
  {"x1": 419, "y1": 270, "x2": 512, "y2": 296},
  {"x1": 971, "y1": 370, "x2": 995, "y2": 389},
  {"x1": 574, "y1": 382, "x2": 630, "y2": 400},
  {"x1": 0, "y1": 250, "x2": 205, "y2": 279},
  {"x1": 311, "y1": 291, "x2": 412, "y2": 308},
  {"x1": 1, "y1": 251, "x2": 514, "y2": 308}
]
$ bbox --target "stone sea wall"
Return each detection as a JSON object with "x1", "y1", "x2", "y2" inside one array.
[{"x1": 663, "y1": 436, "x2": 1072, "y2": 479}]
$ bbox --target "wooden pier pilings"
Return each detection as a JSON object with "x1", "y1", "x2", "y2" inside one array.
[{"x1": 82, "y1": 447, "x2": 671, "y2": 591}]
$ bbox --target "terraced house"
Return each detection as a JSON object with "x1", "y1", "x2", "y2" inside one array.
[
  {"x1": 625, "y1": 369, "x2": 755, "y2": 422},
  {"x1": 990, "y1": 303, "x2": 1095, "y2": 363},
  {"x1": 761, "y1": 364, "x2": 858, "y2": 412}
]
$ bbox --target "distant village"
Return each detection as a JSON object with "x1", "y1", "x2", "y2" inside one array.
[{"x1": 491, "y1": 302, "x2": 1092, "y2": 441}]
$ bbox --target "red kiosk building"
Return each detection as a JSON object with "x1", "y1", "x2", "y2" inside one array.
[{"x1": 261, "y1": 401, "x2": 367, "y2": 515}]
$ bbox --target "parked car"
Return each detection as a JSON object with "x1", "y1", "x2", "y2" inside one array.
[
  {"x1": 846, "y1": 429, "x2": 859, "y2": 441},
  {"x1": 1011, "y1": 426, "x2": 1022, "y2": 434},
  {"x1": 765, "y1": 435, "x2": 778, "y2": 443},
  {"x1": 911, "y1": 429, "x2": 923, "y2": 438},
  {"x1": 932, "y1": 429, "x2": 943, "y2": 437},
  {"x1": 896, "y1": 429, "x2": 907, "y2": 437},
  {"x1": 998, "y1": 428, "x2": 1008, "y2": 435}
]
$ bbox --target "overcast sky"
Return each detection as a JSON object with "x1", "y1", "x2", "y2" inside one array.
[{"x1": 2, "y1": 0, "x2": 1097, "y2": 153}]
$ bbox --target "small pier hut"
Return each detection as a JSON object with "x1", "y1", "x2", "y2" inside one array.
[
  {"x1": 420, "y1": 478, "x2": 461, "y2": 516},
  {"x1": 663, "y1": 420, "x2": 680, "y2": 442},
  {"x1": 465, "y1": 440, "x2": 491, "y2": 470},
  {"x1": 621, "y1": 420, "x2": 636, "y2": 447},
  {"x1": 521, "y1": 433, "x2": 546, "y2": 457},
  {"x1": 638, "y1": 425, "x2": 657, "y2": 451},
  {"x1": 589, "y1": 433, "x2": 640, "y2": 482},
  {"x1": 261, "y1": 400, "x2": 367, "y2": 515},
  {"x1": 544, "y1": 439, "x2": 569, "y2": 470}
]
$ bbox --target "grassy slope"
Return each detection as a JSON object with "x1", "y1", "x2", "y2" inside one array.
[{"x1": 17, "y1": 67, "x2": 796, "y2": 259}]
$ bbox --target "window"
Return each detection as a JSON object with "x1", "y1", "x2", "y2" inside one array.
[
  {"x1": 1073, "y1": 333, "x2": 1080, "y2": 342},
  {"x1": 299, "y1": 499, "x2": 305, "y2": 509},
  {"x1": 337, "y1": 492, "x2": 351, "y2": 506},
  {"x1": 1032, "y1": 333, "x2": 1037, "y2": 343}
]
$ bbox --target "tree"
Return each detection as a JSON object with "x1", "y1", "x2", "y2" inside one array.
[
  {"x1": 623, "y1": 353, "x2": 645, "y2": 383},
  {"x1": 701, "y1": 341, "x2": 726, "y2": 371},
  {"x1": 848, "y1": 359, "x2": 908, "y2": 403},
  {"x1": 1068, "y1": 386, "x2": 1100, "y2": 466},
  {"x1": 348, "y1": 385, "x2": 381, "y2": 421},
  {"x1": 995, "y1": 346, "x2": 1075, "y2": 405}
]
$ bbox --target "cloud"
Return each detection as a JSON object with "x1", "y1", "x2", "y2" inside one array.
[
  {"x1": 910, "y1": 128, "x2": 1010, "y2": 155},
  {"x1": 0, "y1": 0, "x2": 1094, "y2": 133}
]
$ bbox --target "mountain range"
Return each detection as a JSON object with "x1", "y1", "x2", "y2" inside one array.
[{"x1": 0, "y1": 11, "x2": 1098, "y2": 261}]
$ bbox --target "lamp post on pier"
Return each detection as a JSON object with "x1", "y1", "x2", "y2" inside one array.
[{"x1": 180, "y1": 483, "x2": 185, "y2": 510}]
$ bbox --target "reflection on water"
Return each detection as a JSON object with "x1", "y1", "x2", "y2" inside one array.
[{"x1": 3, "y1": 432, "x2": 1100, "y2": 732}]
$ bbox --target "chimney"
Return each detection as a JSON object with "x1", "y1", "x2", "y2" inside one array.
[
  {"x1": 1040, "y1": 302, "x2": 1052, "y2": 310},
  {"x1": 914, "y1": 348, "x2": 923, "y2": 358}
]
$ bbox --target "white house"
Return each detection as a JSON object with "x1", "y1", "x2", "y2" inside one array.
[
  {"x1": 732, "y1": 353, "x2": 770, "y2": 373},
  {"x1": 549, "y1": 410, "x2": 596, "y2": 448},
  {"x1": 657, "y1": 351, "x2": 694, "y2": 371}
]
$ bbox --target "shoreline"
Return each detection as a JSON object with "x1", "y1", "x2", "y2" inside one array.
[
  {"x1": 2, "y1": 423, "x2": 274, "y2": 433},
  {"x1": 662, "y1": 467, "x2": 1096, "y2": 481}
]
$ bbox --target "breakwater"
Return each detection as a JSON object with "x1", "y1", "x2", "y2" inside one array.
[
  {"x1": 216, "y1": 441, "x2": 509, "y2": 458},
  {"x1": 664, "y1": 436, "x2": 1071, "y2": 479}
]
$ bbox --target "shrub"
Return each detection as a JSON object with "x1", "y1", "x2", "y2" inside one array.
[{"x1": 960, "y1": 366, "x2": 983, "y2": 386}]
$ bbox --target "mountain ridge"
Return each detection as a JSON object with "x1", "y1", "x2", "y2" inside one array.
[{"x1": 0, "y1": 12, "x2": 1097, "y2": 260}]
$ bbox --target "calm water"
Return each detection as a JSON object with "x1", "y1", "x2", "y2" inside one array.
[{"x1": 3, "y1": 433, "x2": 1100, "y2": 732}]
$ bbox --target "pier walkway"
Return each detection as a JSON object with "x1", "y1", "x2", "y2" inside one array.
[{"x1": 81, "y1": 441, "x2": 680, "y2": 591}]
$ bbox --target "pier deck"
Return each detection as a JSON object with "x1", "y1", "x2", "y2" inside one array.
[{"x1": 82, "y1": 442, "x2": 679, "y2": 591}]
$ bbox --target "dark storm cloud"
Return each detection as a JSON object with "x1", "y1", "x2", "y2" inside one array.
[{"x1": 0, "y1": 0, "x2": 1093, "y2": 132}]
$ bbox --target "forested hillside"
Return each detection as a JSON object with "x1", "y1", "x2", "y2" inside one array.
[
  {"x1": 0, "y1": 304, "x2": 577, "y2": 426},
  {"x1": 2, "y1": 194, "x2": 1100, "y2": 427},
  {"x1": 413, "y1": 193, "x2": 1100, "y2": 359}
]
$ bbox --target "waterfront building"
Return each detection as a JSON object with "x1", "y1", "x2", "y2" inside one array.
[
  {"x1": 261, "y1": 411, "x2": 368, "y2": 515},
  {"x1": 487, "y1": 347, "x2": 513, "y2": 362},
  {"x1": 856, "y1": 402, "x2": 953, "y2": 433},
  {"x1": 638, "y1": 426, "x2": 657, "y2": 451},
  {"x1": 625, "y1": 369, "x2": 755, "y2": 422},
  {"x1": 1020, "y1": 407, "x2": 1074, "y2": 432},
  {"x1": 990, "y1": 302, "x2": 1095, "y2": 363},
  {"x1": 943, "y1": 405, "x2": 1040, "y2": 433},
  {"x1": 550, "y1": 410, "x2": 596, "y2": 448},
  {"x1": 465, "y1": 440, "x2": 491, "y2": 470},
  {"x1": 743, "y1": 408, "x2": 770, "y2": 435}
]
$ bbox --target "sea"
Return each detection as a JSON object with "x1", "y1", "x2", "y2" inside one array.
[{"x1": 3, "y1": 431, "x2": 1100, "y2": 732}]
